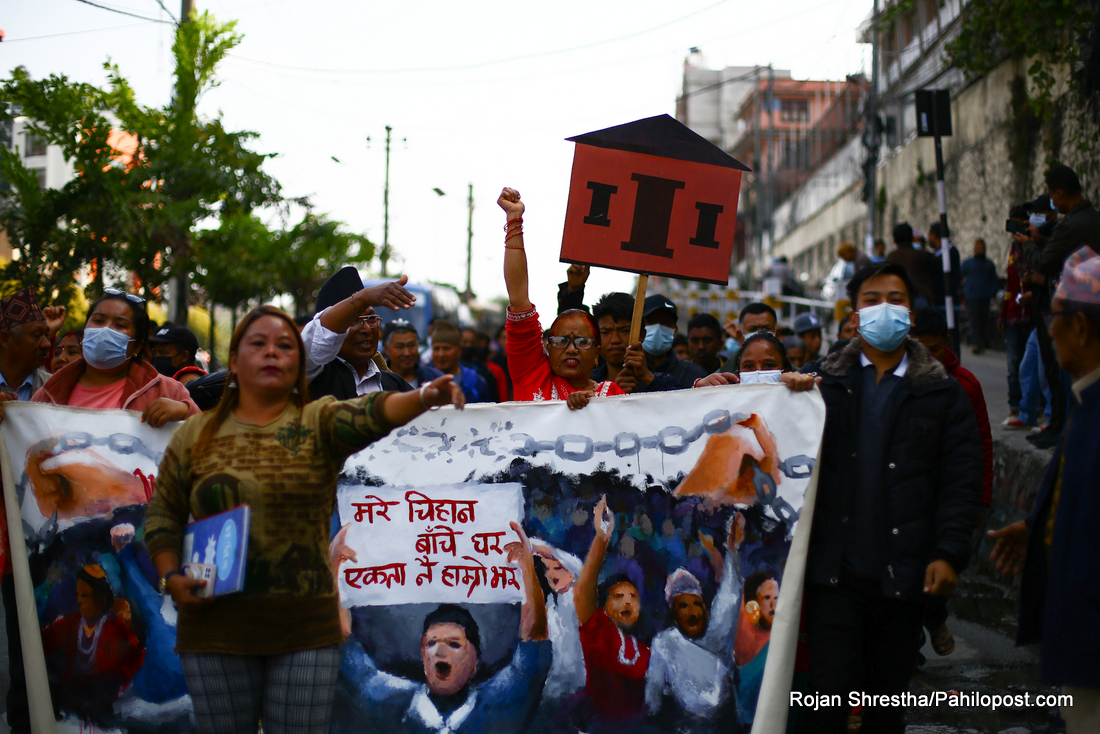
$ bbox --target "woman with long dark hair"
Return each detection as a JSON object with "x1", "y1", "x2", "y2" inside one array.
[
  {"x1": 144, "y1": 305, "x2": 464, "y2": 734},
  {"x1": 498, "y1": 187, "x2": 624, "y2": 410},
  {"x1": 31, "y1": 289, "x2": 198, "y2": 425}
]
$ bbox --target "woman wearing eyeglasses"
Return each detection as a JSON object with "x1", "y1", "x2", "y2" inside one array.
[
  {"x1": 30, "y1": 290, "x2": 199, "y2": 426},
  {"x1": 498, "y1": 187, "x2": 624, "y2": 409}
]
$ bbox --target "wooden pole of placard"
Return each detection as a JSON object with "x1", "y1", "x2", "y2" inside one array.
[{"x1": 629, "y1": 274, "x2": 649, "y2": 344}]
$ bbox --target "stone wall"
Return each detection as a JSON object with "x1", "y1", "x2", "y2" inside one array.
[{"x1": 772, "y1": 56, "x2": 1096, "y2": 284}]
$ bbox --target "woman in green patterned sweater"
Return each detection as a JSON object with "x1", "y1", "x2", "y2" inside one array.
[{"x1": 144, "y1": 305, "x2": 464, "y2": 734}]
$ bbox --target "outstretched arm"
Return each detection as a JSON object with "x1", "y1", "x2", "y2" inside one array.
[
  {"x1": 511, "y1": 522, "x2": 547, "y2": 641},
  {"x1": 499, "y1": 188, "x2": 531, "y2": 312},
  {"x1": 575, "y1": 496, "x2": 614, "y2": 626},
  {"x1": 319, "y1": 275, "x2": 416, "y2": 335},
  {"x1": 380, "y1": 374, "x2": 466, "y2": 425}
]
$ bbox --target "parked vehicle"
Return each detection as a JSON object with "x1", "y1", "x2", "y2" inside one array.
[{"x1": 362, "y1": 279, "x2": 470, "y2": 342}]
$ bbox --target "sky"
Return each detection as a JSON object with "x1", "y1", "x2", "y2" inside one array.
[{"x1": 2, "y1": 0, "x2": 872, "y2": 315}]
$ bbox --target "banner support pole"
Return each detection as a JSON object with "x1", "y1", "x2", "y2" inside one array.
[
  {"x1": 0, "y1": 430, "x2": 58, "y2": 734},
  {"x1": 629, "y1": 273, "x2": 649, "y2": 344}
]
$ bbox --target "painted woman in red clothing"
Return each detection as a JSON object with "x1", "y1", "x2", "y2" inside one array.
[
  {"x1": 498, "y1": 187, "x2": 625, "y2": 409},
  {"x1": 41, "y1": 564, "x2": 143, "y2": 721}
]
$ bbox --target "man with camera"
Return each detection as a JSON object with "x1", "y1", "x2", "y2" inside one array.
[{"x1": 1012, "y1": 165, "x2": 1100, "y2": 448}]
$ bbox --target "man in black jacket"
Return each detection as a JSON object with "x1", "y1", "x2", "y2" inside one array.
[
  {"x1": 303, "y1": 266, "x2": 416, "y2": 399},
  {"x1": 803, "y1": 262, "x2": 983, "y2": 733}
]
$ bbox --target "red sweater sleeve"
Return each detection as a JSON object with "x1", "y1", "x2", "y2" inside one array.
[{"x1": 955, "y1": 366, "x2": 994, "y2": 507}]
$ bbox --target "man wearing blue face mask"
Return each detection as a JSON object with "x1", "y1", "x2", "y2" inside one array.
[
  {"x1": 638, "y1": 295, "x2": 707, "y2": 389},
  {"x1": 802, "y1": 262, "x2": 983, "y2": 734}
]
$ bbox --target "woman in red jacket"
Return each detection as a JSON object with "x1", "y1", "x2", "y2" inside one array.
[{"x1": 498, "y1": 187, "x2": 624, "y2": 409}]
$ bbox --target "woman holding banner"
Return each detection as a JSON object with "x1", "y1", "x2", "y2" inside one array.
[
  {"x1": 499, "y1": 187, "x2": 624, "y2": 409},
  {"x1": 693, "y1": 332, "x2": 816, "y2": 390},
  {"x1": 144, "y1": 305, "x2": 465, "y2": 734},
  {"x1": 28, "y1": 289, "x2": 200, "y2": 425}
]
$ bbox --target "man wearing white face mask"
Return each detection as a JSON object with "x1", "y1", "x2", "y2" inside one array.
[
  {"x1": 802, "y1": 262, "x2": 983, "y2": 734},
  {"x1": 638, "y1": 295, "x2": 707, "y2": 389}
]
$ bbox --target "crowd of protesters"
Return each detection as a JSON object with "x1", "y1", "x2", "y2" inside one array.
[{"x1": 0, "y1": 163, "x2": 1095, "y2": 734}]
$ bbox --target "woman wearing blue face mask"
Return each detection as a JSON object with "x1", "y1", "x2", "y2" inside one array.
[
  {"x1": 693, "y1": 332, "x2": 817, "y2": 390},
  {"x1": 30, "y1": 290, "x2": 199, "y2": 427}
]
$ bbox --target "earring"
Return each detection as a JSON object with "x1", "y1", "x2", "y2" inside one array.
[
  {"x1": 291, "y1": 386, "x2": 299, "y2": 395},
  {"x1": 227, "y1": 373, "x2": 238, "y2": 389}
]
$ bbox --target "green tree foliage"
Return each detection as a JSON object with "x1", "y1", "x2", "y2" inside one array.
[
  {"x1": 945, "y1": 0, "x2": 1094, "y2": 117},
  {"x1": 103, "y1": 12, "x2": 283, "y2": 315},
  {"x1": 0, "y1": 70, "x2": 134, "y2": 301},
  {"x1": 0, "y1": 11, "x2": 374, "y2": 315},
  {"x1": 273, "y1": 213, "x2": 374, "y2": 317}
]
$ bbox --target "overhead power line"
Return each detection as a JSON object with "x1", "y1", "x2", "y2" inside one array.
[
  {"x1": 70, "y1": 0, "x2": 172, "y2": 24},
  {"x1": 228, "y1": 0, "x2": 733, "y2": 74},
  {"x1": 3, "y1": 20, "x2": 157, "y2": 42}
]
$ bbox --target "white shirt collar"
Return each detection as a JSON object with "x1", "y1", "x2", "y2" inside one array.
[
  {"x1": 860, "y1": 350, "x2": 910, "y2": 377},
  {"x1": 1072, "y1": 364, "x2": 1100, "y2": 402},
  {"x1": 337, "y1": 355, "x2": 382, "y2": 393}
]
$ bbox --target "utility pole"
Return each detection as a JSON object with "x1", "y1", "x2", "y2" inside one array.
[
  {"x1": 180, "y1": 0, "x2": 192, "y2": 20},
  {"x1": 465, "y1": 183, "x2": 474, "y2": 299},
  {"x1": 751, "y1": 67, "x2": 762, "y2": 289},
  {"x1": 917, "y1": 89, "x2": 959, "y2": 356},
  {"x1": 863, "y1": 0, "x2": 880, "y2": 257},
  {"x1": 380, "y1": 125, "x2": 392, "y2": 277},
  {"x1": 168, "y1": 0, "x2": 193, "y2": 324},
  {"x1": 765, "y1": 65, "x2": 776, "y2": 270}
]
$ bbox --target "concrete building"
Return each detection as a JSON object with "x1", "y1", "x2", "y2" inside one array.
[
  {"x1": 764, "y1": 0, "x2": 1092, "y2": 297},
  {"x1": 10, "y1": 117, "x2": 75, "y2": 191},
  {"x1": 0, "y1": 118, "x2": 78, "y2": 261}
]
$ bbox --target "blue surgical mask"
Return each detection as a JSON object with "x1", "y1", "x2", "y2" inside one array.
[
  {"x1": 82, "y1": 326, "x2": 132, "y2": 369},
  {"x1": 724, "y1": 337, "x2": 739, "y2": 354},
  {"x1": 857, "y1": 303, "x2": 911, "y2": 352},
  {"x1": 642, "y1": 324, "x2": 675, "y2": 356},
  {"x1": 739, "y1": 369, "x2": 783, "y2": 384},
  {"x1": 1028, "y1": 213, "x2": 1047, "y2": 229}
]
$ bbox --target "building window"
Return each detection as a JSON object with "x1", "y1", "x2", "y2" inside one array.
[
  {"x1": 780, "y1": 99, "x2": 809, "y2": 122},
  {"x1": 34, "y1": 168, "x2": 47, "y2": 189},
  {"x1": 24, "y1": 133, "x2": 47, "y2": 157},
  {"x1": 924, "y1": 0, "x2": 938, "y2": 25},
  {"x1": 901, "y1": 11, "x2": 916, "y2": 47}
]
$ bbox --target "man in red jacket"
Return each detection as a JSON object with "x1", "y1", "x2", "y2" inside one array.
[{"x1": 911, "y1": 307, "x2": 992, "y2": 657}]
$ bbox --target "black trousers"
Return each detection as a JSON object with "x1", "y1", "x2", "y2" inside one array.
[
  {"x1": 2, "y1": 573, "x2": 30, "y2": 732},
  {"x1": 966, "y1": 298, "x2": 990, "y2": 348},
  {"x1": 803, "y1": 577, "x2": 924, "y2": 734}
]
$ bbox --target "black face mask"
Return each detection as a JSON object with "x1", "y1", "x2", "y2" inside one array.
[
  {"x1": 152, "y1": 355, "x2": 177, "y2": 377},
  {"x1": 461, "y1": 346, "x2": 489, "y2": 363}
]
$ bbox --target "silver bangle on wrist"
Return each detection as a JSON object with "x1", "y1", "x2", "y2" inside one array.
[{"x1": 419, "y1": 383, "x2": 439, "y2": 411}]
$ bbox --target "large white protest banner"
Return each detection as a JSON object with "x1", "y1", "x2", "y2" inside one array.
[
  {"x1": 1, "y1": 384, "x2": 824, "y2": 734},
  {"x1": 334, "y1": 384, "x2": 825, "y2": 734}
]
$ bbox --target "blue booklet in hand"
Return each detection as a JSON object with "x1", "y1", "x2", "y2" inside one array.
[{"x1": 182, "y1": 505, "x2": 250, "y2": 598}]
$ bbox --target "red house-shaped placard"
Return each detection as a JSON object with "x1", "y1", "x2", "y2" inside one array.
[{"x1": 560, "y1": 115, "x2": 750, "y2": 286}]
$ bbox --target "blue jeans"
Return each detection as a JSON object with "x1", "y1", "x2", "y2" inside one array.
[
  {"x1": 1004, "y1": 324, "x2": 1031, "y2": 411},
  {"x1": 1018, "y1": 329, "x2": 1051, "y2": 425}
]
